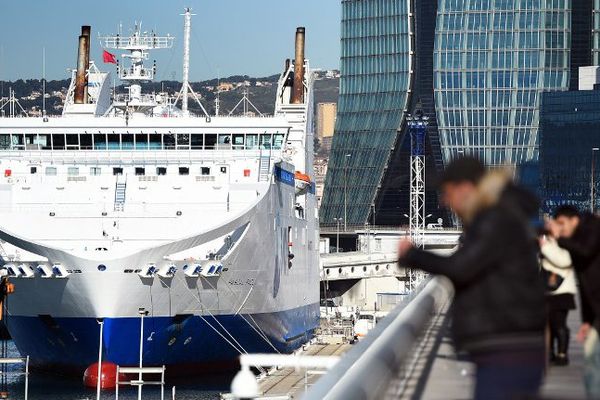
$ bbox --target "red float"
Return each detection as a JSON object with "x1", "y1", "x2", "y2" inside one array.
[{"x1": 83, "y1": 361, "x2": 123, "y2": 389}]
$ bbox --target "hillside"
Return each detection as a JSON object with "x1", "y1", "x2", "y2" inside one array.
[{"x1": 0, "y1": 72, "x2": 339, "y2": 116}]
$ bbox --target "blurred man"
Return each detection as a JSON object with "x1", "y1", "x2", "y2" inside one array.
[
  {"x1": 548, "y1": 205, "x2": 600, "y2": 398},
  {"x1": 398, "y1": 157, "x2": 545, "y2": 400}
]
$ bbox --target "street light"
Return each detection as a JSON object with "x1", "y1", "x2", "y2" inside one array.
[
  {"x1": 333, "y1": 218, "x2": 343, "y2": 253},
  {"x1": 137, "y1": 307, "x2": 149, "y2": 400},
  {"x1": 592, "y1": 148, "x2": 599, "y2": 213},
  {"x1": 344, "y1": 154, "x2": 351, "y2": 231}
]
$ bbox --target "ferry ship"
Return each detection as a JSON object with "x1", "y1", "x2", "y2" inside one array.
[{"x1": 0, "y1": 10, "x2": 319, "y2": 374}]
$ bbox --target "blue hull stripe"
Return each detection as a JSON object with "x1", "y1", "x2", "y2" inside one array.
[{"x1": 5, "y1": 303, "x2": 319, "y2": 373}]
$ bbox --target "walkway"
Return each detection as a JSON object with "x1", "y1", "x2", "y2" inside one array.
[{"x1": 397, "y1": 308, "x2": 586, "y2": 399}]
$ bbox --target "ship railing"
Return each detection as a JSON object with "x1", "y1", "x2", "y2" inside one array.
[
  {"x1": 0, "y1": 201, "x2": 258, "y2": 214},
  {"x1": 0, "y1": 149, "x2": 282, "y2": 165}
]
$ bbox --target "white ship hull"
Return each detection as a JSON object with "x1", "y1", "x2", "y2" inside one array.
[{"x1": 0, "y1": 19, "x2": 319, "y2": 373}]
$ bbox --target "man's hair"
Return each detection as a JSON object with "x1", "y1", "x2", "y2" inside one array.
[
  {"x1": 553, "y1": 205, "x2": 580, "y2": 219},
  {"x1": 438, "y1": 156, "x2": 485, "y2": 186}
]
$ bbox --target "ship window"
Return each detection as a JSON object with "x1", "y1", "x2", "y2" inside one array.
[
  {"x1": 107, "y1": 134, "x2": 120, "y2": 150},
  {"x1": 259, "y1": 134, "x2": 272, "y2": 149},
  {"x1": 66, "y1": 134, "x2": 79, "y2": 150},
  {"x1": 176, "y1": 134, "x2": 190, "y2": 149},
  {"x1": 220, "y1": 166, "x2": 227, "y2": 174},
  {"x1": 163, "y1": 134, "x2": 175, "y2": 150},
  {"x1": 149, "y1": 134, "x2": 161, "y2": 150},
  {"x1": 122, "y1": 134, "x2": 134, "y2": 150},
  {"x1": 135, "y1": 167, "x2": 145, "y2": 176},
  {"x1": 11, "y1": 134, "x2": 25, "y2": 150},
  {"x1": 45, "y1": 167, "x2": 57, "y2": 176},
  {"x1": 273, "y1": 134, "x2": 285, "y2": 149},
  {"x1": 25, "y1": 134, "x2": 38, "y2": 150},
  {"x1": 201, "y1": 167, "x2": 211, "y2": 175},
  {"x1": 218, "y1": 134, "x2": 231, "y2": 149},
  {"x1": 136, "y1": 134, "x2": 148, "y2": 150},
  {"x1": 191, "y1": 134, "x2": 204, "y2": 149},
  {"x1": 113, "y1": 167, "x2": 123, "y2": 176},
  {"x1": 90, "y1": 167, "x2": 101, "y2": 176},
  {"x1": 94, "y1": 134, "x2": 107, "y2": 150},
  {"x1": 179, "y1": 167, "x2": 189, "y2": 175},
  {"x1": 68, "y1": 167, "x2": 79, "y2": 176},
  {"x1": 38, "y1": 134, "x2": 51, "y2": 150},
  {"x1": 0, "y1": 135, "x2": 9, "y2": 149},
  {"x1": 205, "y1": 134, "x2": 217, "y2": 150},
  {"x1": 51, "y1": 134, "x2": 65, "y2": 150},
  {"x1": 80, "y1": 134, "x2": 92, "y2": 150},
  {"x1": 30, "y1": 167, "x2": 37, "y2": 174},
  {"x1": 246, "y1": 134, "x2": 258, "y2": 149},
  {"x1": 232, "y1": 134, "x2": 245, "y2": 150},
  {"x1": 156, "y1": 167, "x2": 167, "y2": 176}
]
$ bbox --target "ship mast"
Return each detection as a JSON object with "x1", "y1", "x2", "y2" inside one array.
[
  {"x1": 176, "y1": 8, "x2": 210, "y2": 118},
  {"x1": 100, "y1": 25, "x2": 174, "y2": 115},
  {"x1": 181, "y1": 8, "x2": 192, "y2": 114}
]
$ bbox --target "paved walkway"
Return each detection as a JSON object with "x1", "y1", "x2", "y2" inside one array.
[{"x1": 401, "y1": 309, "x2": 586, "y2": 399}]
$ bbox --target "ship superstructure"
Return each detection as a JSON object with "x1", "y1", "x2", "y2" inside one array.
[{"x1": 0, "y1": 10, "x2": 319, "y2": 373}]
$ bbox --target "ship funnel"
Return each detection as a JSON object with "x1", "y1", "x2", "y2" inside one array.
[
  {"x1": 75, "y1": 25, "x2": 91, "y2": 104},
  {"x1": 291, "y1": 27, "x2": 305, "y2": 104}
]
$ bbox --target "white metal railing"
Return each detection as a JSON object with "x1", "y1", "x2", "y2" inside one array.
[
  {"x1": 115, "y1": 365, "x2": 166, "y2": 400},
  {"x1": 0, "y1": 356, "x2": 29, "y2": 400},
  {"x1": 302, "y1": 277, "x2": 453, "y2": 400},
  {"x1": 0, "y1": 149, "x2": 281, "y2": 164},
  {"x1": 101, "y1": 35, "x2": 174, "y2": 50}
]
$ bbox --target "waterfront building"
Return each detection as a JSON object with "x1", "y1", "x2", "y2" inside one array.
[
  {"x1": 322, "y1": 0, "x2": 597, "y2": 227},
  {"x1": 321, "y1": 0, "x2": 445, "y2": 227},
  {"x1": 539, "y1": 89, "x2": 600, "y2": 212},
  {"x1": 316, "y1": 102, "x2": 337, "y2": 153}
]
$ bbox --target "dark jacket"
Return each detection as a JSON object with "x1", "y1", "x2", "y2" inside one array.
[
  {"x1": 399, "y1": 171, "x2": 546, "y2": 352},
  {"x1": 557, "y1": 213, "x2": 600, "y2": 329}
]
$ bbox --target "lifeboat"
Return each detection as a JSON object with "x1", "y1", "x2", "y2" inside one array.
[{"x1": 294, "y1": 171, "x2": 311, "y2": 194}]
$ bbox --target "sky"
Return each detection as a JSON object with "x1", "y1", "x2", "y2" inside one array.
[{"x1": 0, "y1": 0, "x2": 341, "y2": 81}]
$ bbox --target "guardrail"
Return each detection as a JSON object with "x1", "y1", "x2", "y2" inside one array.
[{"x1": 302, "y1": 276, "x2": 453, "y2": 400}]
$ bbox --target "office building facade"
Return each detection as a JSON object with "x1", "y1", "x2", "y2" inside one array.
[
  {"x1": 322, "y1": 0, "x2": 596, "y2": 227},
  {"x1": 540, "y1": 90, "x2": 600, "y2": 212}
]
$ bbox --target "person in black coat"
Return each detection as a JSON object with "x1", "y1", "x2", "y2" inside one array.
[
  {"x1": 398, "y1": 157, "x2": 546, "y2": 400},
  {"x1": 547, "y1": 205, "x2": 600, "y2": 398}
]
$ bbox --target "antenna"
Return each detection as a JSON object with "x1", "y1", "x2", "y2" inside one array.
[
  {"x1": 174, "y1": 7, "x2": 210, "y2": 118},
  {"x1": 42, "y1": 47, "x2": 47, "y2": 120},
  {"x1": 181, "y1": 7, "x2": 192, "y2": 114}
]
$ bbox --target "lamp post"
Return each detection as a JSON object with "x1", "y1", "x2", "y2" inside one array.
[
  {"x1": 334, "y1": 218, "x2": 343, "y2": 253},
  {"x1": 344, "y1": 154, "x2": 351, "y2": 231},
  {"x1": 96, "y1": 318, "x2": 104, "y2": 400},
  {"x1": 137, "y1": 308, "x2": 148, "y2": 400},
  {"x1": 592, "y1": 148, "x2": 599, "y2": 213}
]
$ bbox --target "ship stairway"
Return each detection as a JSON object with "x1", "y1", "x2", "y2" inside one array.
[
  {"x1": 114, "y1": 180, "x2": 127, "y2": 212},
  {"x1": 259, "y1": 153, "x2": 271, "y2": 182}
]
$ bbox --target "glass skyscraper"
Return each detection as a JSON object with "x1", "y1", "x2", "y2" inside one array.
[
  {"x1": 434, "y1": 0, "x2": 571, "y2": 165},
  {"x1": 320, "y1": 0, "x2": 413, "y2": 226},
  {"x1": 594, "y1": 0, "x2": 600, "y2": 64},
  {"x1": 322, "y1": 0, "x2": 596, "y2": 227},
  {"x1": 539, "y1": 90, "x2": 600, "y2": 212}
]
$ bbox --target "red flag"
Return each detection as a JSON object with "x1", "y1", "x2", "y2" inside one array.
[{"x1": 103, "y1": 50, "x2": 117, "y2": 64}]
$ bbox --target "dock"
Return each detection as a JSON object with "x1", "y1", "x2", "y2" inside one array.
[{"x1": 256, "y1": 343, "x2": 352, "y2": 399}]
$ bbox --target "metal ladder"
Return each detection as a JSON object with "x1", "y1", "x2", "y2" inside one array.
[
  {"x1": 114, "y1": 180, "x2": 127, "y2": 212},
  {"x1": 259, "y1": 152, "x2": 271, "y2": 182}
]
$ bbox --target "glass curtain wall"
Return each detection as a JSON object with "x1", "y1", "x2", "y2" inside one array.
[
  {"x1": 320, "y1": 0, "x2": 412, "y2": 226},
  {"x1": 594, "y1": 0, "x2": 600, "y2": 64},
  {"x1": 434, "y1": 0, "x2": 571, "y2": 166}
]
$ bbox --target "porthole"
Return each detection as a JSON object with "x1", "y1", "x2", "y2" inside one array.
[{"x1": 97, "y1": 264, "x2": 107, "y2": 272}]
